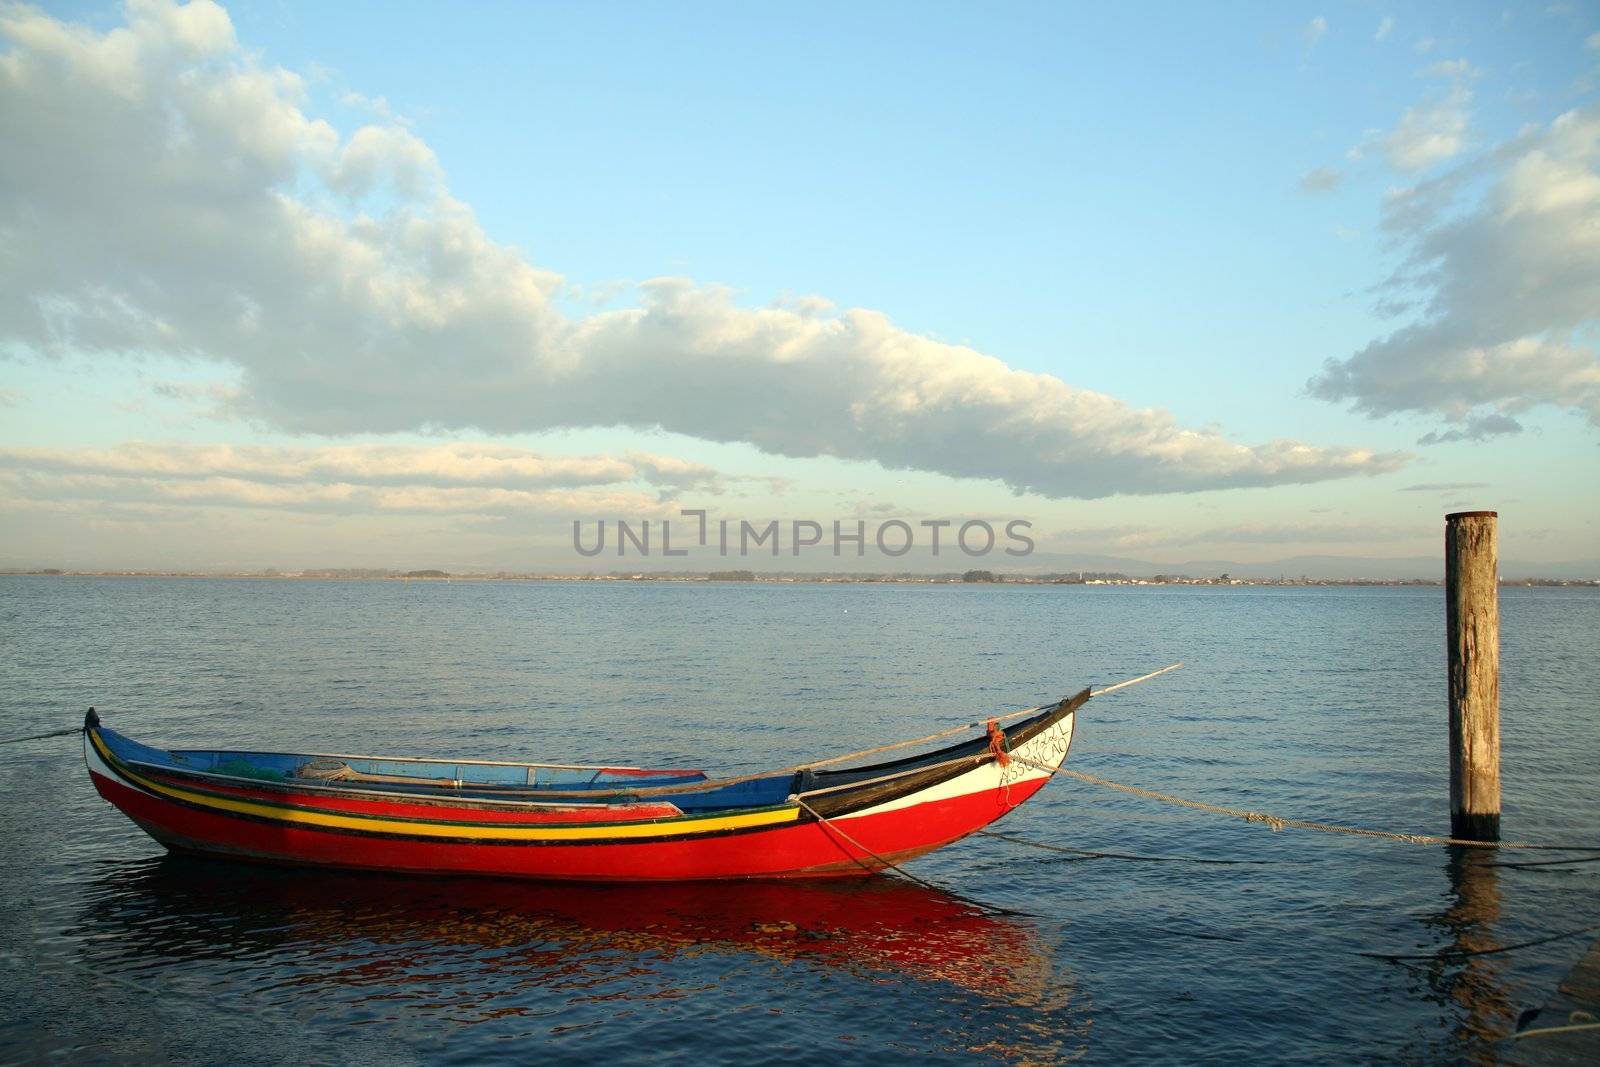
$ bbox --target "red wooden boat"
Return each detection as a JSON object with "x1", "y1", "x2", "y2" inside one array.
[{"x1": 83, "y1": 689, "x2": 1085, "y2": 882}]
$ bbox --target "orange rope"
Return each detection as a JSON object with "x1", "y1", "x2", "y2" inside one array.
[{"x1": 986, "y1": 719, "x2": 1011, "y2": 767}]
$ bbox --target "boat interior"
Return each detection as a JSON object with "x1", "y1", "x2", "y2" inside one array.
[{"x1": 91, "y1": 700, "x2": 1067, "y2": 814}]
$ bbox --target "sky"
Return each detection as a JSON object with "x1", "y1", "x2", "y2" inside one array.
[{"x1": 0, "y1": 0, "x2": 1597, "y2": 575}]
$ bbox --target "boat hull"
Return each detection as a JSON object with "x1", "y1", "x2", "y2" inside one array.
[{"x1": 84, "y1": 703, "x2": 1077, "y2": 882}]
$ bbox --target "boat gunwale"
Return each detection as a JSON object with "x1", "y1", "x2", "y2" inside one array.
[
  {"x1": 121, "y1": 758, "x2": 698, "y2": 812},
  {"x1": 795, "y1": 753, "x2": 990, "y2": 800},
  {"x1": 89, "y1": 733, "x2": 803, "y2": 838},
  {"x1": 172, "y1": 748, "x2": 676, "y2": 775},
  {"x1": 124, "y1": 744, "x2": 1014, "y2": 819}
]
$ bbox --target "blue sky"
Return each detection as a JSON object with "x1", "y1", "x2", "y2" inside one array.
[{"x1": 1, "y1": 1, "x2": 1597, "y2": 573}]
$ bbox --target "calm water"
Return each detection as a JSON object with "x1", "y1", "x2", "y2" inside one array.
[{"x1": 1, "y1": 577, "x2": 1597, "y2": 1064}]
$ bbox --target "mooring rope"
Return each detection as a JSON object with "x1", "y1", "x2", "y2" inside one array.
[
  {"x1": 1011, "y1": 755, "x2": 1600, "y2": 852},
  {"x1": 0, "y1": 725, "x2": 84, "y2": 745},
  {"x1": 794, "y1": 797, "x2": 935, "y2": 884},
  {"x1": 975, "y1": 829, "x2": 1275, "y2": 865},
  {"x1": 793, "y1": 796, "x2": 1020, "y2": 916},
  {"x1": 1513, "y1": 1019, "x2": 1600, "y2": 1041},
  {"x1": 1360, "y1": 922, "x2": 1600, "y2": 962}
]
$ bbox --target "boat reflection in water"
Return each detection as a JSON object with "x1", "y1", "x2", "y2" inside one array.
[{"x1": 70, "y1": 856, "x2": 1084, "y2": 1057}]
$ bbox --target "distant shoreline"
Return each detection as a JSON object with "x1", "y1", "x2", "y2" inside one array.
[{"x1": 3, "y1": 570, "x2": 1595, "y2": 588}]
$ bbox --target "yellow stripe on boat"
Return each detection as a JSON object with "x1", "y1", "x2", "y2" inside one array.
[{"x1": 91, "y1": 732, "x2": 798, "y2": 842}]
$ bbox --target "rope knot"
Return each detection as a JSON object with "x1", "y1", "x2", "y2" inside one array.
[
  {"x1": 1245, "y1": 811, "x2": 1286, "y2": 832},
  {"x1": 986, "y1": 719, "x2": 1011, "y2": 767}
]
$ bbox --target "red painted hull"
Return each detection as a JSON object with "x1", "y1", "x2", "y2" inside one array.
[{"x1": 90, "y1": 766, "x2": 1049, "y2": 880}]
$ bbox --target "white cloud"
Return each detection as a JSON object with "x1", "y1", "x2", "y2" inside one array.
[
  {"x1": 1423, "y1": 58, "x2": 1479, "y2": 80},
  {"x1": 1310, "y1": 106, "x2": 1600, "y2": 432},
  {"x1": 1376, "y1": 17, "x2": 1394, "y2": 43},
  {"x1": 0, "y1": 1, "x2": 1405, "y2": 500},
  {"x1": 328, "y1": 124, "x2": 441, "y2": 200},
  {"x1": 340, "y1": 89, "x2": 399, "y2": 123},
  {"x1": 0, "y1": 473, "x2": 668, "y2": 517},
  {"x1": 1305, "y1": 15, "x2": 1328, "y2": 46},
  {"x1": 1383, "y1": 84, "x2": 1472, "y2": 170},
  {"x1": 0, "y1": 442, "x2": 708, "y2": 518},
  {"x1": 1415, "y1": 412, "x2": 1523, "y2": 445},
  {"x1": 0, "y1": 441, "x2": 722, "y2": 492},
  {"x1": 1299, "y1": 166, "x2": 1343, "y2": 192}
]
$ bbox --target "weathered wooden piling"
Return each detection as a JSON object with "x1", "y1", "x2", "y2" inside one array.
[{"x1": 1445, "y1": 510, "x2": 1501, "y2": 841}]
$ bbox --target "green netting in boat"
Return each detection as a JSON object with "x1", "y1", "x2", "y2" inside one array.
[{"x1": 214, "y1": 759, "x2": 287, "y2": 782}]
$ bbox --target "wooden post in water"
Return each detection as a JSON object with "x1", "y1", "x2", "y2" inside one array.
[{"x1": 1445, "y1": 511, "x2": 1500, "y2": 841}]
